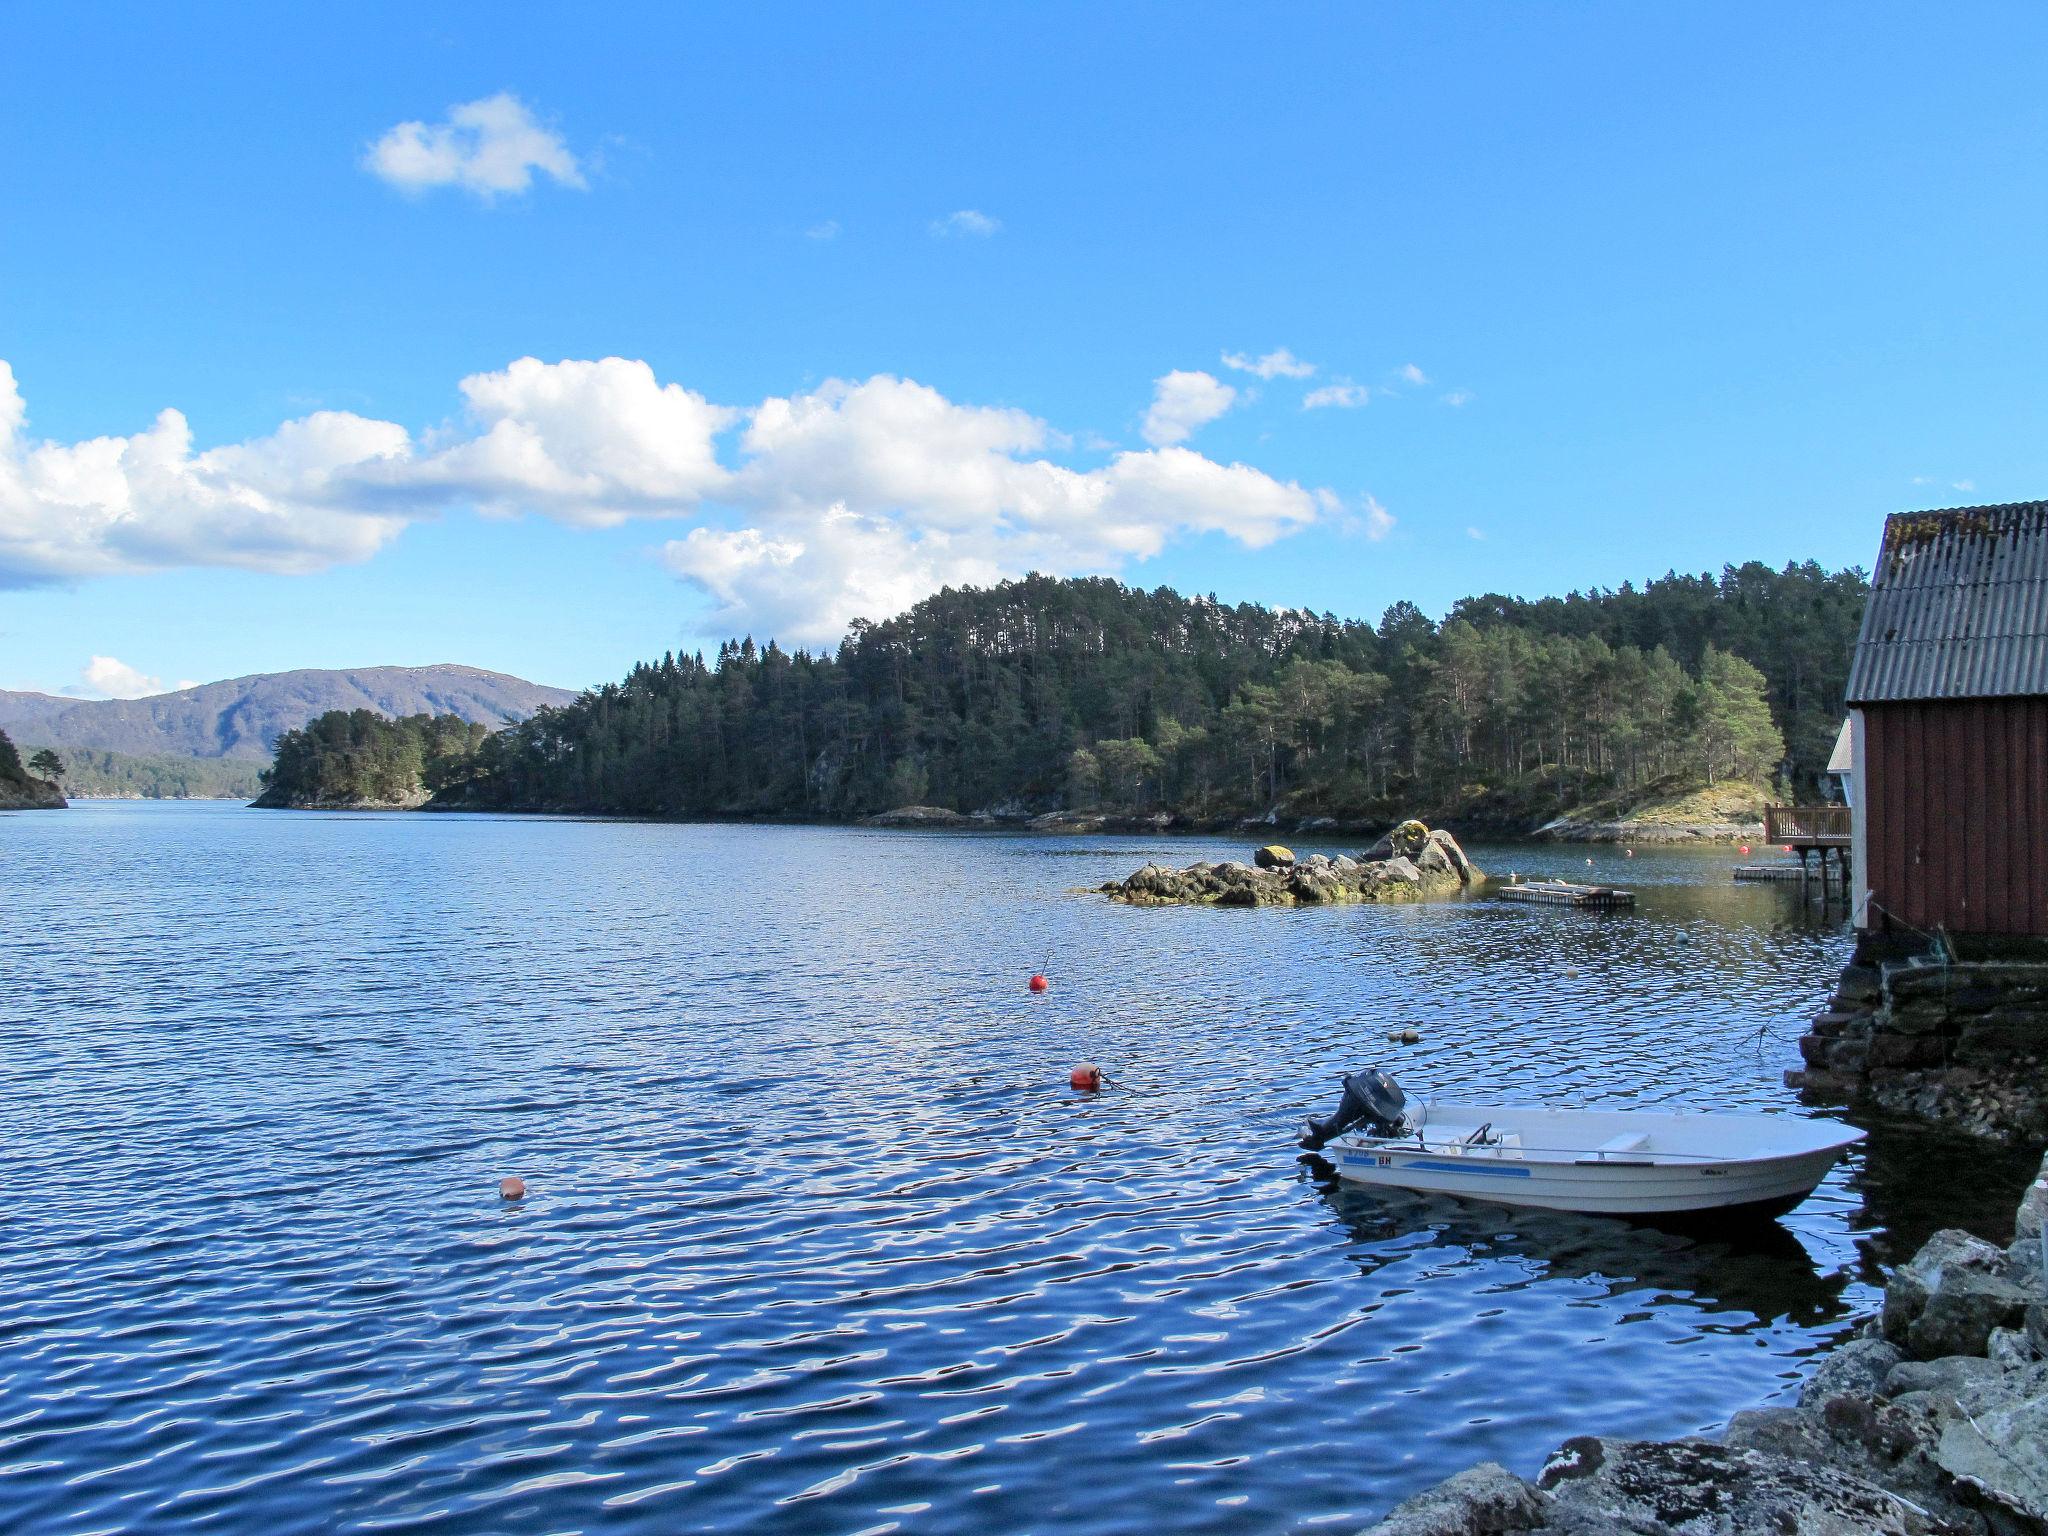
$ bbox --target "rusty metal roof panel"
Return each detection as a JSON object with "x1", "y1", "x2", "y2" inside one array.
[{"x1": 1845, "y1": 501, "x2": 2048, "y2": 703}]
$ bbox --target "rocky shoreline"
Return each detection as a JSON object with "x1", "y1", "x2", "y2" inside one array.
[
  {"x1": 0, "y1": 774, "x2": 65, "y2": 810},
  {"x1": 1100, "y1": 821, "x2": 1484, "y2": 907},
  {"x1": 1363, "y1": 1149, "x2": 2048, "y2": 1535}
]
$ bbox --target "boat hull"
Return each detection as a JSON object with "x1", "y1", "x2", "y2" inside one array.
[{"x1": 1327, "y1": 1142, "x2": 1847, "y2": 1218}]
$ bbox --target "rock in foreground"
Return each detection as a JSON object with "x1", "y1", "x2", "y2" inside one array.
[{"x1": 1102, "y1": 820, "x2": 1483, "y2": 906}]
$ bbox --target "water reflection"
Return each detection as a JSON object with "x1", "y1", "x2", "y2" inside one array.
[{"x1": 1304, "y1": 1163, "x2": 1853, "y2": 1333}]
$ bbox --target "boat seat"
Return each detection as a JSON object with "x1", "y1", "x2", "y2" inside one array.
[{"x1": 1593, "y1": 1132, "x2": 1651, "y2": 1157}]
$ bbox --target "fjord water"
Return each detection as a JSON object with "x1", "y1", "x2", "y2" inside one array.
[{"x1": 2, "y1": 804, "x2": 2034, "y2": 1534}]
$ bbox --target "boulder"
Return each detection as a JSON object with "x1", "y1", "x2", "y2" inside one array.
[
  {"x1": 1426, "y1": 828, "x2": 1475, "y2": 882},
  {"x1": 1254, "y1": 844, "x2": 1295, "y2": 869},
  {"x1": 1882, "y1": 1229, "x2": 2032, "y2": 1359},
  {"x1": 1359, "y1": 1461, "x2": 1549, "y2": 1535},
  {"x1": 1800, "y1": 1337, "x2": 1904, "y2": 1407},
  {"x1": 1930, "y1": 1367, "x2": 2048, "y2": 1524},
  {"x1": 1381, "y1": 855, "x2": 1423, "y2": 884}
]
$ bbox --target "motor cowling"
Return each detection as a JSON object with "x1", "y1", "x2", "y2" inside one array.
[{"x1": 1300, "y1": 1068, "x2": 1408, "y2": 1151}]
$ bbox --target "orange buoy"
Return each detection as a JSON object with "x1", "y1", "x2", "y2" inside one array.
[
  {"x1": 1029, "y1": 973, "x2": 1049, "y2": 993},
  {"x1": 499, "y1": 1176, "x2": 526, "y2": 1201},
  {"x1": 1070, "y1": 1063, "x2": 1102, "y2": 1091}
]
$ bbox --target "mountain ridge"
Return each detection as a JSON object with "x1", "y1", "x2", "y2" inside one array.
[{"x1": 0, "y1": 664, "x2": 578, "y2": 761}]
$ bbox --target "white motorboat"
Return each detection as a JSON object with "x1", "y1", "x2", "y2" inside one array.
[{"x1": 1300, "y1": 1069, "x2": 1863, "y2": 1219}]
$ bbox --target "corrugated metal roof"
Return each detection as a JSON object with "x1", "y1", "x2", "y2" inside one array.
[{"x1": 1844, "y1": 501, "x2": 2048, "y2": 703}]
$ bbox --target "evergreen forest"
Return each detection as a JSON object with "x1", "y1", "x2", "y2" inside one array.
[{"x1": 317, "y1": 560, "x2": 1866, "y2": 824}]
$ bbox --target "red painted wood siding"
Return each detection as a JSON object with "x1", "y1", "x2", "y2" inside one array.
[{"x1": 1864, "y1": 698, "x2": 2048, "y2": 937}]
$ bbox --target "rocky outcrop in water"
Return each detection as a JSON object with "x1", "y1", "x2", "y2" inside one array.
[
  {"x1": 1360, "y1": 1148, "x2": 2048, "y2": 1535},
  {"x1": 1102, "y1": 821, "x2": 1482, "y2": 907}
]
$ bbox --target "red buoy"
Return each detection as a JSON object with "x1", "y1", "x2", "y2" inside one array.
[
  {"x1": 499, "y1": 1176, "x2": 526, "y2": 1201},
  {"x1": 1029, "y1": 973, "x2": 1049, "y2": 993},
  {"x1": 1739, "y1": 845, "x2": 1751, "y2": 855},
  {"x1": 1070, "y1": 1063, "x2": 1102, "y2": 1091}
]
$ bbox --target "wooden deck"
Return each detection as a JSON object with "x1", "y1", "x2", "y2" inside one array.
[
  {"x1": 1765, "y1": 804, "x2": 1852, "y2": 849},
  {"x1": 1499, "y1": 880, "x2": 1636, "y2": 909}
]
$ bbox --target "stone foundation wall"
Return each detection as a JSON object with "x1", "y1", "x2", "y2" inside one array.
[{"x1": 1789, "y1": 935, "x2": 2048, "y2": 1143}]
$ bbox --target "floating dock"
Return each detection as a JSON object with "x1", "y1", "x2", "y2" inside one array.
[
  {"x1": 1733, "y1": 864, "x2": 1808, "y2": 882},
  {"x1": 1498, "y1": 880, "x2": 1636, "y2": 909}
]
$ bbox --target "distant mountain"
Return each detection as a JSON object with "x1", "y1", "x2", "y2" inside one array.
[{"x1": 0, "y1": 665, "x2": 579, "y2": 761}]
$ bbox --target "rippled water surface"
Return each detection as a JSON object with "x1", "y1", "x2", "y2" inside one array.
[{"x1": 2, "y1": 803, "x2": 2035, "y2": 1534}]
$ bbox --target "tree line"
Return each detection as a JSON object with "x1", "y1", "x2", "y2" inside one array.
[{"x1": 340, "y1": 560, "x2": 1858, "y2": 823}]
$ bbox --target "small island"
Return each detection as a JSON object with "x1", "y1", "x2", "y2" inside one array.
[
  {"x1": 252, "y1": 710, "x2": 489, "y2": 810},
  {"x1": 1101, "y1": 819, "x2": 1483, "y2": 906}
]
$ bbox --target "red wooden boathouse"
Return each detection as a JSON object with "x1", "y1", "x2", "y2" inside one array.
[{"x1": 1845, "y1": 502, "x2": 2048, "y2": 941}]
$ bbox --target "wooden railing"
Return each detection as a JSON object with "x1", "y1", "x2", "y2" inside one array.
[{"x1": 1765, "y1": 804, "x2": 1852, "y2": 847}]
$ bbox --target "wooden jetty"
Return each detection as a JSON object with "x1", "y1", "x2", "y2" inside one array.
[
  {"x1": 1733, "y1": 863, "x2": 1808, "y2": 882},
  {"x1": 1499, "y1": 880, "x2": 1636, "y2": 909}
]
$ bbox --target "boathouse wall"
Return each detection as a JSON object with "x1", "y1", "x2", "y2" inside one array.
[{"x1": 1861, "y1": 697, "x2": 2048, "y2": 939}]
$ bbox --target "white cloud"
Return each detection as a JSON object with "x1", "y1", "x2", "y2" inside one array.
[
  {"x1": 1398, "y1": 363, "x2": 1429, "y2": 386},
  {"x1": 930, "y1": 209, "x2": 1000, "y2": 238},
  {"x1": 1953, "y1": 479, "x2": 1976, "y2": 492},
  {"x1": 1466, "y1": 526, "x2": 1485, "y2": 541},
  {"x1": 1304, "y1": 382, "x2": 1369, "y2": 410},
  {"x1": 1222, "y1": 347, "x2": 1315, "y2": 380},
  {"x1": 1141, "y1": 370, "x2": 1236, "y2": 447},
  {"x1": 1441, "y1": 389, "x2": 1473, "y2": 408},
  {"x1": 405, "y1": 356, "x2": 734, "y2": 526},
  {"x1": 81, "y1": 656, "x2": 170, "y2": 699},
  {"x1": 1362, "y1": 496, "x2": 1395, "y2": 541},
  {"x1": 806, "y1": 219, "x2": 841, "y2": 240},
  {"x1": 365, "y1": 93, "x2": 584, "y2": 199},
  {"x1": 0, "y1": 360, "x2": 414, "y2": 583},
  {"x1": 0, "y1": 355, "x2": 1333, "y2": 645}
]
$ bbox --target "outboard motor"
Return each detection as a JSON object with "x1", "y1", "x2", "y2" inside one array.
[{"x1": 1300, "y1": 1068, "x2": 1408, "y2": 1152}]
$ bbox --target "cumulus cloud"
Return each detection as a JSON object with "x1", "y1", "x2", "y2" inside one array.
[
  {"x1": 365, "y1": 93, "x2": 584, "y2": 199},
  {"x1": 1141, "y1": 370, "x2": 1236, "y2": 447},
  {"x1": 0, "y1": 361, "x2": 414, "y2": 584},
  {"x1": 78, "y1": 656, "x2": 196, "y2": 699},
  {"x1": 1362, "y1": 496, "x2": 1395, "y2": 541},
  {"x1": 0, "y1": 355, "x2": 1333, "y2": 646},
  {"x1": 1304, "y1": 382, "x2": 1369, "y2": 410},
  {"x1": 1397, "y1": 363, "x2": 1429, "y2": 386},
  {"x1": 404, "y1": 357, "x2": 734, "y2": 526},
  {"x1": 1222, "y1": 347, "x2": 1315, "y2": 380},
  {"x1": 930, "y1": 209, "x2": 1000, "y2": 238}
]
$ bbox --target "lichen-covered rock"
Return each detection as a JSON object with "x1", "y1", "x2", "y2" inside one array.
[
  {"x1": 1536, "y1": 1435, "x2": 1953, "y2": 1535},
  {"x1": 1102, "y1": 821, "x2": 1483, "y2": 907}
]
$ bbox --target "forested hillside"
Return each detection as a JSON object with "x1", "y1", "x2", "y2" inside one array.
[{"x1": 430, "y1": 561, "x2": 1861, "y2": 825}]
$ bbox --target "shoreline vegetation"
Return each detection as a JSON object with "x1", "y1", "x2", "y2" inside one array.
[{"x1": 256, "y1": 563, "x2": 1864, "y2": 832}]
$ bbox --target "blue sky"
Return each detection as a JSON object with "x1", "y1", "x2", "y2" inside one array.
[{"x1": 3, "y1": 4, "x2": 2045, "y2": 697}]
